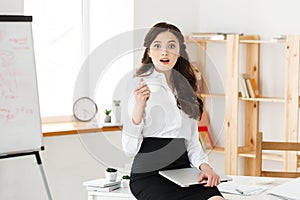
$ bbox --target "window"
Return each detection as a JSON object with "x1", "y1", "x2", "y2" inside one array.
[
  {"x1": 24, "y1": 0, "x2": 82, "y2": 118},
  {"x1": 24, "y1": 0, "x2": 133, "y2": 122},
  {"x1": 88, "y1": 0, "x2": 134, "y2": 122}
]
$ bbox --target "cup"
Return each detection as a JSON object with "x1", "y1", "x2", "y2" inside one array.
[{"x1": 145, "y1": 78, "x2": 161, "y2": 93}]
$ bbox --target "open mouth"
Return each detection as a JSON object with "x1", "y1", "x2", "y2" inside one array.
[{"x1": 160, "y1": 58, "x2": 170, "y2": 64}]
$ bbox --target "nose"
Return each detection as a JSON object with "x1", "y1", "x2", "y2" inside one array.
[{"x1": 161, "y1": 48, "x2": 168, "y2": 55}]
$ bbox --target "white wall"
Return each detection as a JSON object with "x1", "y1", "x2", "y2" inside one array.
[
  {"x1": 134, "y1": 0, "x2": 201, "y2": 32},
  {"x1": 0, "y1": 0, "x2": 23, "y2": 14},
  {"x1": 198, "y1": 0, "x2": 300, "y2": 37}
]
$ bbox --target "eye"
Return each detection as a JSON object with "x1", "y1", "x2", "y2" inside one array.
[
  {"x1": 168, "y1": 43, "x2": 176, "y2": 49},
  {"x1": 153, "y1": 43, "x2": 161, "y2": 49}
]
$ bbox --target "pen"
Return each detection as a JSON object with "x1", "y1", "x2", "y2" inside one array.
[
  {"x1": 235, "y1": 188, "x2": 245, "y2": 195},
  {"x1": 236, "y1": 188, "x2": 261, "y2": 196}
]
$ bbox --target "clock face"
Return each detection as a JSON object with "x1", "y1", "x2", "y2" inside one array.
[{"x1": 73, "y1": 97, "x2": 98, "y2": 122}]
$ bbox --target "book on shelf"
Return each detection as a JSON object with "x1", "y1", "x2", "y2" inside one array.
[
  {"x1": 245, "y1": 78, "x2": 255, "y2": 98},
  {"x1": 239, "y1": 73, "x2": 260, "y2": 98},
  {"x1": 86, "y1": 183, "x2": 121, "y2": 192},
  {"x1": 198, "y1": 111, "x2": 214, "y2": 149},
  {"x1": 198, "y1": 126, "x2": 214, "y2": 150},
  {"x1": 239, "y1": 74, "x2": 250, "y2": 98},
  {"x1": 83, "y1": 178, "x2": 121, "y2": 188}
]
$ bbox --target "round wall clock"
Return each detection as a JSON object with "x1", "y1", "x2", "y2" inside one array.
[{"x1": 73, "y1": 97, "x2": 98, "y2": 122}]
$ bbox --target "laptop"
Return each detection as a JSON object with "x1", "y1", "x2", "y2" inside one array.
[{"x1": 159, "y1": 167, "x2": 232, "y2": 187}]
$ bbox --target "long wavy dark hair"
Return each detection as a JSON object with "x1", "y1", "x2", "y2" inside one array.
[{"x1": 135, "y1": 22, "x2": 203, "y2": 120}]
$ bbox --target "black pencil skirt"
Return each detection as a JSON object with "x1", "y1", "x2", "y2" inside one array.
[{"x1": 129, "y1": 137, "x2": 223, "y2": 200}]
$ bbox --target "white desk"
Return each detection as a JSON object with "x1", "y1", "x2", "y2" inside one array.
[
  {"x1": 86, "y1": 176, "x2": 292, "y2": 200},
  {"x1": 87, "y1": 187, "x2": 135, "y2": 200}
]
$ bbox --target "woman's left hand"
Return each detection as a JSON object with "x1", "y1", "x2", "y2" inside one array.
[{"x1": 198, "y1": 163, "x2": 221, "y2": 187}]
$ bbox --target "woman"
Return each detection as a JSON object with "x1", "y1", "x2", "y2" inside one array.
[{"x1": 122, "y1": 22, "x2": 224, "y2": 200}]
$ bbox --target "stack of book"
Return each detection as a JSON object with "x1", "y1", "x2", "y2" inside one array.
[
  {"x1": 271, "y1": 35, "x2": 286, "y2": 42},
  {"x1": 189, "y1": 32, "x2": 226, "y2": 41},
  {"x1": 188, "y1": 32, "x2": 243, "y2": 41},
  {"x1": 83, "y1": 178, "x2": 121, "y2": 192},
  {"x1": 239, "y1": 73, "x2": 260, "y2": 98}
]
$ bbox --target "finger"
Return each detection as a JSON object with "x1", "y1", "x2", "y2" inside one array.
[
  {"x1": 205, "y1": 177, "x2": 212, "y2": 187},
  {"x1": 135, "y1": 89, "x2": 150, "y2": 101},
  {"x1": 198, "y1": 173, "x2": 205, "y2": 182},
  {"x1": 211, "y1": 177, "x2": 218, "y2": 186},
  {"x1": 212, "y1": 176, "x2": 220, "y2": 186},
  {"x1": 135, "y1": 90, "x2": 149, "y2": 97},
  {"x1": 218, "y1": 177, "x2": 221, "y2": 185},
  {"x1": 135, "y1": 83, "x2": 149, "y2": 93},
  {"x1": 215, "y1": 177, "x2": 220, "y2": 186},
  {"x1": 140, "y1": 85, "x2": 150, "y2": 93},
  {"x1": 211, "y1": 174, "x2": 220, "y2": 186},
  {"x1": 199, "y1": 174, "x2": 210, "y2": 187},
  {"x1": 145, "y1": 93, "x2": 150, "y2": 101},
  {"x1": 135, "y1": 84, "x2": 146, "y2": 91},
  {"x1": 137, "y1": 85, "x2": 150, "y2": 94}
]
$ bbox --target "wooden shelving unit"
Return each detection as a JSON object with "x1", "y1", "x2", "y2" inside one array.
[{"x1": 188, "y1": 34, "x2": 300, "y2": 175}]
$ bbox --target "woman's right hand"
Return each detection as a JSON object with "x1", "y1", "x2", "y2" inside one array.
[{"x1": 132, "y1": 78, "x2": 150, "y2": 125}]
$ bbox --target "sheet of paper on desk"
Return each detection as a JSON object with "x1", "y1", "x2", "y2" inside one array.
[
  {"x1": 267, "y1": 177, "x2": 300, "y2": 200},
  {"x1": 218, "y1": 183, "x2": 267, "y2": 196}
]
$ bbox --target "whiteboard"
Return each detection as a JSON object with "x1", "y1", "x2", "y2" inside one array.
[{"x1": 0, "y1": 15, "x2": 43, "y2": 155}]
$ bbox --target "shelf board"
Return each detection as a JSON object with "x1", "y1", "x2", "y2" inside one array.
[
  {"x1": 202, "y1": 94, "x2": 285, "y2": 103},
  {"x1": 187, "y1": 34, "x2": 226, "y2": 42},
  {"x1": 186, "y1": 34, "x2": 287, "y2": 44},
  {"x1": 186, "y1": 39, "x2": 226, "y2": 43},
  {"x1": 239, "y1": 96, "x2": 285, "y2": 103},
  {"x1": 187, "y1": 38, "x2": 285, "y2": 44},
  {"x1": 201, "y1": 93, "x2": 225, "y2": 98},
  {"x1": 240, "y1": 40, "x2": 286, "y2": 44}
]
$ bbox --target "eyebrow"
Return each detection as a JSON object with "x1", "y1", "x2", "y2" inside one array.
[
  {"x1": 153, "y1": 40, "x2": 177, "y2": 43},
  {"x1": 153, "y1": 41, "x2": 161, "y2": 44},
  {"x1": 168, "y1": 40, "x2": 177, "y2": 43}
]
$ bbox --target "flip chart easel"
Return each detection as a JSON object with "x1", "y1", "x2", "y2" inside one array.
[
  {"x1": 0, "y1": 15, "x2": 52, "y2": 200},
  {"x1": 0, "y1": 150, "x2": 53, "y2": 200}
]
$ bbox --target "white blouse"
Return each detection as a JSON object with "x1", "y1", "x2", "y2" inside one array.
[{"x1": 122, "y1": 69, "x2": 209, "y2": 169}]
